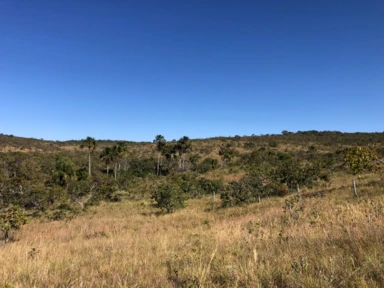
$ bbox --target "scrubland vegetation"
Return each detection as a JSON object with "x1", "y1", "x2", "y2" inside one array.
[{"x1": 0, "y1": 131, "x2": 384, "y2": 287}]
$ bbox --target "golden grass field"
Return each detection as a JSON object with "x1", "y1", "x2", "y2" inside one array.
[{"x1": 1, "y1": 172, "x2": 384, "y2": 287}]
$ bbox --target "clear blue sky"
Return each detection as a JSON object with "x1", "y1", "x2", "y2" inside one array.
[{"x1": 1, "y1": 0, "x2": 383, "y2": 141}]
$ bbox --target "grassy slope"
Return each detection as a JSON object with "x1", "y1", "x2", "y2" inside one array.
[
  {"x1": 0, "y1": 132, "x2": 384, "y2": 287},
  {"x1": 1, "y1": 173, "x2": 384, "y2": 287}
]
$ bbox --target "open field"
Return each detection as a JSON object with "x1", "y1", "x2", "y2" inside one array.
[{"x1": 1, "y1": 172, "x2": 383, "y2": 287}]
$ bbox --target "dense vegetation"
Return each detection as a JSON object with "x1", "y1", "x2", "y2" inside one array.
[{"x1": 0, "y1": 131, "x2": 383, "y2": 287}]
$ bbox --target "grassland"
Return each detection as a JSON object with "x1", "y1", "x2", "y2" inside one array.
[{"x1": 1, "y1": 171, "x2": 383, "y2": 287}]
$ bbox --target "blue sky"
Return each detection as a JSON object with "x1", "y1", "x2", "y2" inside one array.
[{"x1": 1, "y1": 0, "x2": 383, "y2": 141}]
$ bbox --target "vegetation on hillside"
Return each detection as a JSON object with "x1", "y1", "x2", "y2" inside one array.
[{"x1": 0, "y1": 131, "x2": 383, "y2": 286}]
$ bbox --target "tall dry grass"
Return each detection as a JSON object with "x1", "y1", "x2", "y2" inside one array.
[{"x1": 1, "y1": 174, "x2": 383, "y2": 287}]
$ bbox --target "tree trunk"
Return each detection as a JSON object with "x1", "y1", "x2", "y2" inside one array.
[
  {"x1": 3, "y1": 229, "x2": 9, "y2": 243},
  {"x1": 107, "y1": 165, "x2": 109, "y2": 175},
  {"x1": 114, "y1": 163, "x2": 117, "y2": 180},
  {"x1": 157, "y1": 154, "x2": 160, "y2": 176},
  {"x1": 88, "y1": 150, "x2": 91, "y2": 176}
]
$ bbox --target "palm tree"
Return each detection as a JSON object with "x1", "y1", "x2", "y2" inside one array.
[
  {"x1": 100, "y1": 146, "x2": 114, "y2": 175},
  {"x1": 80, "y1": 137, "x2": 97, "y2": 176},
  {"x1": 175, "y1": 136, "x2": 191, "y2": 170},
  {"x1": 153, "y1": 135, "x2": 166, "y2": 176},
  {"x1": 112, "y1": 141, "x2": 127, "y2": 180}
]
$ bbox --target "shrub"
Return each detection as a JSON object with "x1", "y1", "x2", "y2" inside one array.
[
  {"x1": 221, "y1": 181, "x2": 255, "y2": 207},
  {"x1": 0, "y1": 205, "x2": 27, "y2": 243},
  {"x1": 151, "y1": 184, "x2": 186, "y2": 213},
  {"x1": 197, "y1": 157, "x2": 219, "y2": 173},
  {"x1": 197, "y1": 178, "x2": 223, "y2": 197}
]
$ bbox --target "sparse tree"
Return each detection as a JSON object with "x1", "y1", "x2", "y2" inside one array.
[
  {"x1": 100, "y1": 146, "x2": 114, "y2": 175},
  {"x1": 153, "y1": 135, "x2": 166, "y2": 176},
  {"x1": 151, "y1": 184, "x2": 186, "y2": 213},
  {"x1": 80, "y1": 137, "x2": 97, "y2": 176},
  {"x1": 219, "y1": 144, "x2": 234, "y2": 168},
  {"x1": 344, "y1": 146, "x2": 382, "y2": 175},
  {"x1": 0, "y1": 205, "x2": 27, "y2": 243},
  {"x1": 112, "y1": 142, "x2": 127, "y2": 180},
  {"x1": 175, "y1": 136, "x2": 191, "y2": 170},
  {"x1": 54, "y1": 156, "x2": 76, "y2": 187}
]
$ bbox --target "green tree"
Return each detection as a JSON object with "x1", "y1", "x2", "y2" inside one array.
[
  {"x1": 219, "y1": 144, "x2": 234, "y2": 168},
  {"x1": 151, "y1": 184, "x2": 186, "y2": 213},
  {"x1": 80, "y1": 137, "x2": 97, "y2": 176},
  {"x1": 344, "y1": 146, "x2": 380, "y2": 175},
  {"x1": 54, "y1": 156, "x2": 76, "y2": 187},
  {"x1": 175, "y1": 136, "x2": 191, "y2": 170},
  {"x1": 112, "y1": 141, "x2": 127, "y2": 180},
  {"x1": 100, "y1": 146, "x2": 114, "y2": 175},
  {"x1": 221, "y1": 181, "x2": 255, "y2": 208},
  {"x1": 0, "y1": 205, "x2": 27, "y2": 243},
  {"x1": 197, "y1": 178, "x2": 223, "y2": 200},
  {"x1": 153, "y1": 135, "x2": 166, "y2": 176}
]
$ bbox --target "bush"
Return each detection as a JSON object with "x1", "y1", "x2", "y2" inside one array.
[
  {"x1": 221, "y1": 181, "x2": 255, "y2": 207},
  {"x1": 197, "y1": 178, "x2": 223, "y2": 197},
  {"x1": 151, "y1": 184, "x2": 186, "y2": 213},
  {"x1": 0, "y1": 205, "x2": 27, "y2": 243},
  {"x1": 196, "y1": 157, "x2": 219, "y2": 173}
]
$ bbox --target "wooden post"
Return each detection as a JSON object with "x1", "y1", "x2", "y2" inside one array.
[
  {"x1": 352, "y1": 180, "x2": 357, "y2": 197},
  {"x1": 296, "y1": 184, "x2": 300, "y2": 195}
]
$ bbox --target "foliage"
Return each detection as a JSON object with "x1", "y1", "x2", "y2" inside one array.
[
  {"x1": 99, "y1": 146, "x2": 114, "y2": 174},
  {"x1": 54, "y1": 156, "x2": 76, "y2": 187},
  {"x1": 270, "y1": 158, "x2": 322, "y2": 189},
  {"x1": 80, "y1": 136, "x2": 97, "y2": 176},
  {"x1": 282, "y1": 193, "x2": 303, "y2": 217},
  {"x1": 128, "y1": 158, "x2": 155, "y2": 177},
  {"x1": 344, "y1": 146, "x2": 379, "y2": 175},
  {"x1": 221, "y1": 180, "x2": 259, "y2": 207},
  {"x1": 197, "y1": 157, "x2": 219, "y2": 173},
  {"x1": 0, "y1": 131, "x2": 383, "y2": 219},
  {"x1": 80, "y1": 137, "x2": 97, "y2": 152},
  {"x1": 151, "y1": 184, "x2": 186, "y2": 213},
  {"x1": 219, "y1": 144, "x2": 234, "y2": 167},
  {"x1": 0, "y1": 205, "x2": 27, "y2": 242},
  {"x1": 197, "y1": 178, "x2": 223, "y2": 196}
]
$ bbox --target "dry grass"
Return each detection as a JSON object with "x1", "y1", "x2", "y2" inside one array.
[{"x1": 1, "y1": 174, "x2": 384, "y2": 287}]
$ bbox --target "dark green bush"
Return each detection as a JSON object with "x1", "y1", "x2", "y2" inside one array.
[
  {"x1": 221, "y1": 181, "x2": 255, "y2": 207},
  {"x1": 151, "y1": 184, "x2": 186, "y2": 213},
  {"x1": 197, "y1": 178, "x2": 223, "y2": 197},
  {"x1": 197, "y1": 157, "x2": 219, "y2": 173}
]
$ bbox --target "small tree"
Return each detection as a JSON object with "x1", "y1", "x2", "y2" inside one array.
[
  {"x1": 221, "y1": 181, "x2": 254, "y2": 208},
  {"x1": 219, "y1": 144, "x2": 234, "y2": 168},
  {"x1": 197, "y1": 178, "x2": 223, "y2": 200},
  {"x1": 344, "y1": 146, "x2": 383, "y2": 196},
  {"x1": 54, "y1": 156, "x2": 76, "y2": 187},
  {"x1": 175, "y1": 136, "x2": 191, "y2": 170},
  {"x1": 100, "y1": 146, "x2": 114, "y2": 175},
  {"x1": 112, "y1": 142, "x2": 127, "y2": 180},
  {"x1": 0, "y1": 205, "x2": 27, "y2": 243},
  {"x1": 151, "y1": 184, "x2": 186, "y2": 213},
  {"x1": 80, "y1": 137, "x2": 97, "y2": 176},
  {"x1": 153, "y1": 135, "x2": 166, "y2": 176},
  {"x1": 344, "y1": 146, "x2": 379, "y2": 175}
]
